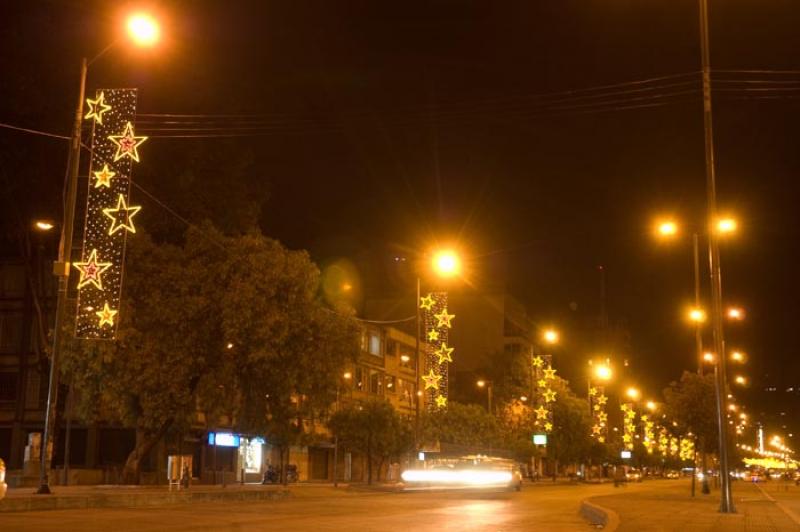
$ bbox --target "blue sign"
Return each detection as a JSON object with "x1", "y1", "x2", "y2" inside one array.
[{"x1": 208, "y1": 432, "x2": 240, "y2": 447}]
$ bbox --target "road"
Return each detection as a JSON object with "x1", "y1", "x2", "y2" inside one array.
[{"x1": 1, "y1": 482, "x2": 607, "y2": 532}]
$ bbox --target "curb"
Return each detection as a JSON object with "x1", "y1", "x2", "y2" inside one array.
[
  {"x1": 0, "y1": 487, "x2": 291, "y2": 513},
  {"x1": 580, "y1": 499, "x2": 620, "y2": 531}
]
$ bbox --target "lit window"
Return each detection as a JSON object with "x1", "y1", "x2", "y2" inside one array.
[
  {"x1": 369, "y1": 333, "x2": 381, "y2": 357},
  {"x1": 385, "y1": 375, "x2": 396, "y2": 393}
]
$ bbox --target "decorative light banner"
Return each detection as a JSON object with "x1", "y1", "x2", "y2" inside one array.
[
  {"x1": 532, "y1": 354, "x2": 557, "y2": 433},
  {"x1": 589, "y1": 386, "x2": 608, "y2": 443},
  {"x1": 640, "y1": 414, "x2": 656, "y2": 454},
  {"x1": 620, "y1": 403, "x2": 637, "y2": 451},
  {"x1": 658, "y1": 427, "x2": 670, "y2": 455},
  {"x1": 679, "y1": 438, "x2": 695, "y2": 461},
  {"x1": 75, "y1": 88, "x2": 146, "y2": 339},
  {"x1": 420, "y1": 292, "x2": 454, "y2": 410}
]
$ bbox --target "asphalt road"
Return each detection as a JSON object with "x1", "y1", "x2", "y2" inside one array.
[{"x1": 1, "y1": 482, "x2": 611, "y2": 532}]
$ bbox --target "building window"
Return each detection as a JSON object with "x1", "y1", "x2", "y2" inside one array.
[
  {"x1": 368, "y1": 332, "x2": 382, "y2": 357},
  {"x1": 385, "y1": 375, "x2": 396, "y2": 393},
  {"x1": 369, "y1": 370, "x2": 382, "y2": 394},
  {"x1": 355, "y1": 367, "x2": 365, "y2": 391},
  {"x1": 0, "y1": 372, "x2": 17, "y2": 401},
  {"x1": 385, "y1": 339, "x2": 397, "y2": 357}
]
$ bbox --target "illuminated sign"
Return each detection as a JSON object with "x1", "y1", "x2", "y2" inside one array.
[
  {"x1": 533, "y1": 434, "x2": 548, "y2": 446},
  {"x1": 621, "y1": 450, "x2": 632, "y2": 459},
  {"x1": 208, "y1": 432, "x2": 240, "y2": 447}
]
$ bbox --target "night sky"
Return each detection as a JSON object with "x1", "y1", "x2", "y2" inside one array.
[{"x1": 2, "y1": 1, "x2": 799, "y2": 433}]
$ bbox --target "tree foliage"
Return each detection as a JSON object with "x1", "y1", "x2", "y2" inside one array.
[
  {"x1": 663, "y1": 371, "x2": 718, "y2": 454},
  {"x1": 61, "y1": 223, "x2": 359, "y2": 482},
  {"x1": 420, "y1": 401, "x2": 501, "y2": 451}
]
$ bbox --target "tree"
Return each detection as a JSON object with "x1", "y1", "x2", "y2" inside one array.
[
  {"x1": 420, "y1": 402, "x2": 501, "y2": 452},
  {"x1": 328, "y1": 399, "x2": 412, "y2": 484},
  {"x1": 663, "y1": 371, "x2": 718, "y2": 454},
  {"x1": 61, "y1": 223, "x2": 359, "y2": 483},
  {"x1": 547, "y1": 378, "x2": 593, "y2": 472}
]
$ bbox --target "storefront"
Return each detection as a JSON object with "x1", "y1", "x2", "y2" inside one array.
[{"x1": 206, "y1": 432, "x2": 269, "y2": 483}]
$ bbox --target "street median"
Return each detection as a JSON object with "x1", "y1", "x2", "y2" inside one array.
[{"x1": 580, "y1": 498, "x2": 620, "y2": 530}]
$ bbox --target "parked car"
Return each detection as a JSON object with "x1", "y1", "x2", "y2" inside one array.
[
  {"x1": 626, "y1": 469, "x2": 643, "y2": 482},
  {"x1": 665, "y1": 470, "x2": 680, "y2": 479}
]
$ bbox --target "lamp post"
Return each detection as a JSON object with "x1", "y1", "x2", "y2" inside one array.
[
  {"x1": 36, "y1": 13, "x2": 161, "y2": 495},
  {"x1": 476, "y1": 380, "x2": 493, "y2": 414}
]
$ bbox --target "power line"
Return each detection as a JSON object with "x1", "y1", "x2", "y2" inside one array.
[{"x1": 0, "y1": 122, "x2": 70, "y2": 140}]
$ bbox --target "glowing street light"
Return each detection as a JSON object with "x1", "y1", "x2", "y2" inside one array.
[
  {"x1": 626, "y1": 387, "x2": 641, "y2": 401},
  {"x1": 343, "y1": 371, "x2": 352, "y2": 380},
  {"x1": 727, "y1": 307, "x2": 745, "y2": 321},
  {"x1": 703, "y1": 352, "x2": 716, "y2": 363},
  {"x1": 646, "y1": 401, "x2": 657, "y2": 412},
  {"x1": 127, "y1": 13, "x2": 160, "y2": 47},
  {"x1": 594, "y1": 364, "x2": 612, "y2": 381},
  {"x1": 716, "y1": 218, "x2": 738, "y2": 234},
  {"x1": 656, "y1": 220, "x2": 679, "y2": 237},
  {"x1": 734, "y1": 375, "x2": 747, "y2": 386},
  {"x1": 476, "y1": 379, "x2": 493, "y2": 413},
  {"x1": 688, "y1": 308, "x2": 707, "y2": 323},
  {"x1": 730, "y1": 351, "x2": 745, "y2": 363},
  {"x1": 34, "y1": 220, "x2": 55, "y2": 231},
  {"x1": 431, "y1": 249, "x2": 461, "y2": 278},
  {"x1": 543, "y1": 329, "x2": 559, "y2": 345}
]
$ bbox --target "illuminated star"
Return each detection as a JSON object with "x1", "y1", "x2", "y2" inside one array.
[
  {"x1": 598, "y1": 436, "x2": 605, "y2": 443},
  {"x1": 537, "y1": 379, "x2": 548, "y2": 388},
  {"x1": 434, "y1": 308, "x2": 455, "y2": 328},
  {"x1": 96, "y1": 302, "x2": 118, "y2": 327},
  {"x1": 435, "y1": 395, "x2": 448, "y2": 408},
  {"x1": 588, "y1": 387, "x2": 598, "y2": 397},
  {"x1": 419, "y1": 294, "x2": 435, "y2": 310},
  {"x1": 435, "y1": 343, "x2": 454, "y2": 364},
  {"x1": 543, "y1": 366, "x2": 557, "y2": 380},
  {"x1": 422, "y1": 369, "x2": 442, "y2": 390},
  {"x1": 93, "y1": 164, "x2": 116, "y2": 189},
  {"x1": 85, "y1": 92, "x2": 111, "y2": 124},
  {"x1": 108, "y1": 121, "x2": 148, "y2": 162},
  {"x1": 620, "y1": 403, "x2": 629, "y2": 413},
  {"x1": 626, "y1": 410, "x2": 637, "y2": 420},
  {"x1": 534, "y1": 406, "x2": 549, "y2": 420},
  {"x1": 543, "y1": 389, "x2": 557, "y2": 403},
  {"x1": 532, "y1": 356, "x2": 544, "y2": 368},
  {"x1": 640, "y1": 415, "x2": 649, "y2": 423},
  {"x1": 623, "y1": 434, "x2": 632, "y2": 443},
  {"x1": 103, "y1": 194, "x2": 141, "y2": 235},
  {"x1": 427, "y1": 329, "x2": 440, "y2": 342},
  {"x1": 598, "y1": 412, "x2": 608, "y2": 423},
  {"x1": 597, "y1": 395, "x2": 608, "y2": 405},
  {"x1": 593, "y1": 404, "x2": 600, "y2": 411},
  {"x1": 73, "y1": 248, "x2": 112, "y2": 290},
  {"x1": 591, "y1": 424, "x2": 602, "y2": 435},
  {"x1": 544, "y1": 422, "x2": 553, "y2": 432}
]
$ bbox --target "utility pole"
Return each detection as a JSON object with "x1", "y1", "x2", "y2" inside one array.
[
  {"x1": 37, "y1": 57, "x2": 87, "y2": 495},
  {"x1": 414, "y1": 276, "x2": 421, "y2": 456},
  {"x1": 698, "y1": 0, "x2": 734, "y2": 513}
]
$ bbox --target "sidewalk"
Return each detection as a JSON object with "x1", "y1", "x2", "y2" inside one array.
[{"x1": 588, "y1": 479, "x2": 800, "y2": 531}]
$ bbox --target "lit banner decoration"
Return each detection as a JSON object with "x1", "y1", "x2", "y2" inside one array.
[
  {"x1": 589, "y1": 386, "x2": 608, "y2": 443},
  {"x1": 75, "y1": 89, "x2": 145, "y2": 339},
  {"x1": 420, "y1": 292, "x2": 453, "y2": 409},
  {"x1": 620, "y1": 403, "x2": 637, "y2": 451},
  {"x1": 532, "y1": 354, "x2": 556, "y2": 433},
  {"x1": 641, "y1": 414, "x2": 656, "y2": 454},
  {"x1": 679, "y1": 438, "x2": 695, "y2": 461}
]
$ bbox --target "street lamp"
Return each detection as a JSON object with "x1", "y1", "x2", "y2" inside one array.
[
  {"x1": 34, "y1": 220, "x2": 55, "y2": 231},
  {"x1": 645, "y1": 401, "x2": 657, "y2": 412},
  {"x1": 431, "y1": 249, "x2": 461, "y2": 278},
  {"x1": 36, "y1": 11, "x2": 161, "y2": 496},
  {"x1": 726, "y1": 307, "x2": 745, "y2": 321},
  {"x1": 716, "y1": 218, "x2": 738, "y2": 235},
  {"x1": 656, "y1": 219, "x2": 678, "y2": 237},
  {"x1": 734, "y1": 375, "x2": 747, "y2": 386},
  {"x1": 476, "y1": 379, "x2": 493, "y2": 413},
  {"x1": 594, "y1": 364, "x2": 612, "y2": 382},
  {"x1": 688, "y1": 308, "x2": 707, "y2": 324},
  {"x1": 730, "y1": 351, "x2": 745, "y2": 363},
  {"x1": 543, "y1": 329, "x2": 559, "y2": 345},
  {"x1": 127, "y1": 13, "x2": 161, "y2": 46},
  {"x1": 626, "y1": 387, "x2": 641, "y2": 401}
]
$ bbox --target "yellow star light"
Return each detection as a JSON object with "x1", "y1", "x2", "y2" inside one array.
[
  {"x1": 96, "y1": 302, "x2": 118, "y2": 327},
  {"x1": 420, "y1": 294, "x2": 435, "y2": 310},
  {"x1": 623, "y1": 434, "x2": 632, "y2": 443},
  {"x1": 532, "y1": 356, "x2": 544, "y2": 368},
  {"x1": 593, "y1": 404, "x2": 601, "y2": 411},
  {"x1": 435, "y1": 395, "x2": 448, "y2": 408},
  {"x1": 620, "y1": 403, "x2": 629, "y2": 412},
  {"x1": 85, "y1": 92, "x2": 111, "y2": 124},
  {"x1": 92, "y1": 164, "x2": 116, "y2": 189},
  {"x1": 108, "y1": 121, "x2": 148, "y2": 162},
  {"x1": 598, "y1": 436, "x2": 605, "y2": 443},
  {"x1": 640, "y1": 415, "x2": 649, "y2": 423},
  {"x1": 543, "y1": 366, "x2": 557, "y2": 380},
  {"x1": 103, "y1": 194, "x2": 142, "y2": 235},
  {"x1": 537, "y1": 379, "x2": 548, "y2": 388},
  {"x1": 591, "y1": 424, "x2": 602, "y2": 435},
  {"x1": 598, "y1": 412, "x2": 608, "y2": 423},
  {"x1": 597, "y1": 395, "x2": 608, "y2": 405},
  {"x1": 588, "y1": 387, "x2": 598, "y2": 397},
  {"x1": 434, "y1": 308, "x2": 455, "y2": 328},
  {"x1": 544, "y1": 422, "x2": 553, "y2": 432},
  {"x1": 73, "y1": 248, "x2": 112, "y2": 290},
  {"x1": 427, "y1": 329, "x2": 440, "y2": 342},
  {"x1": 543, "y1": 389, "x2": 557, "y2": 403},
  {"x1": 534, "y1": 406, "x2": 549, "y2": 420},
  {"x1": 422, "y1": 369, "x2": 442, "y2": 390},
  {"x1": 435, "y1": 343, "x2": 454, "y2": 364}
]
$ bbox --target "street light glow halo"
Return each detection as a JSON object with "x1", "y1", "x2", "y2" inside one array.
[
  {"x1": 127, "y1": 12, "x2": 160, "y2": 47},
  {"x1": 431, "y1": 248, "x2": 461, "y2": 278}
]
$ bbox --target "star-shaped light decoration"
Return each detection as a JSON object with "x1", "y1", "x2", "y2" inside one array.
[
  {"x1": 543, "y1": 389, "x2": 557, "y2": 403},
  {"x1": 435, "y1": 343, "x2": 454, "y2": 364},
  {"x1": 597, "y1": 395, "x2": 608, "y2": 405},
  {"x1": 93, "y1": 164, "x2": 116, "y2": 189},
  {"x1": 598, "y1": 412, "x2": 608, "y2": 423},
  {"x1": 435, "y1": 395, "x2": 448, "y2": 408},
  {"x1": 620, "y1": 403, "x2": 629, "y2": 413},
  {"x1": 96, "y1": 302, "x2": 118, "y2": 327},
  {"x1": 422, "y1": 369, "x2": 442, "y2": 390},
  {"x1": 427, "y1": 329, "x2": 440, "y2": 342},
  {"x1": 591, "y1": 424, "x2": 602, "y2": 435},
  {"x1": 598, "y1": 436, "x2": 606, "y2": 443},
  {"x1": 544, "y1": 422, "x2": 553, "y2": 432},
  {"x1": 108, "y1": 121, "x2": 148, "y2": 162},
  {"x1": 73, "y1": 248, "x2": 112, "y2": 290},
  {"x1": 534, "y1": 406, "x2": 549, "y2": 420},
  {"x1": 543, "y1": 366, "x2": 557, "y2": 380},
  {"x1": 623, "y1": 434, "x2": 632, "y2": 443},
  {"x1": 434, "y1": 308, "x2": 455, "y2": 328},
  {"x1": 420, "y1": 294, "x2": 435, "y2": 310},
  {"x1": 532, "y1": 356, "x2": 544, "y2": 368},
  {"x1": 588, "y1": 387, "x2": 598, "y2": 396},
  {"x1": 626, "y1": 410, "x2": 637, "y2": 420},
  {"x1": 593, "y1": 404, "x2": 601, "y2": 411},
  {"x1": 537, "y1": 379, "x2": 548, "y2": 388},
  {"x1": 85, "y1": 92, "x2": 111, "y2": 124},
  {"x1": 103, "y1": 194, "x2": 142, "y2": 235}
]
